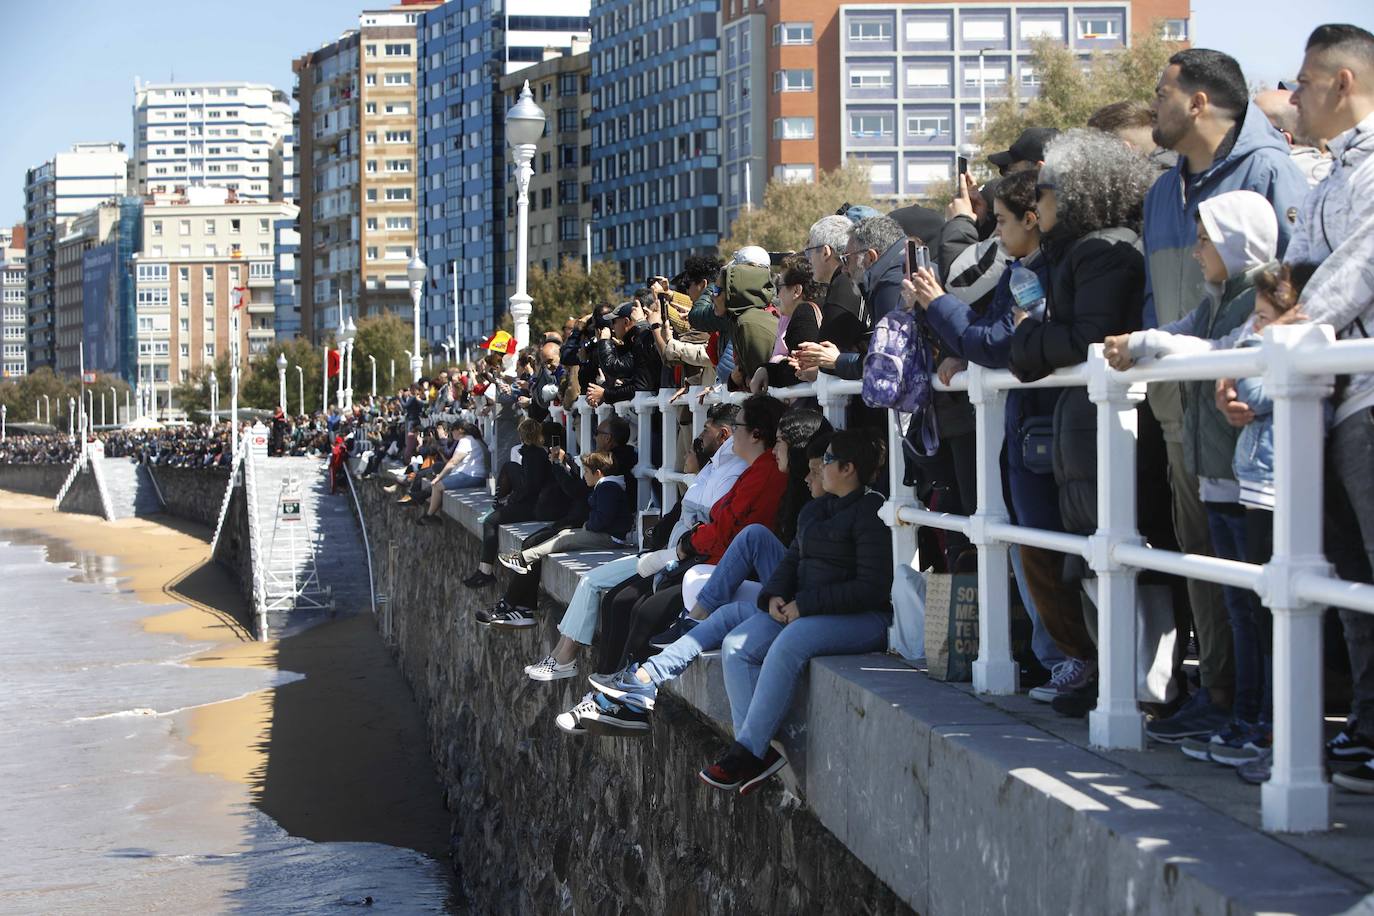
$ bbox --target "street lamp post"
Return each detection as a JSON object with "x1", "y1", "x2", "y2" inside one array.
[
  {"x1": 276, "y1": 353, "x2": 288, "y2": 413},
  {"x1": 367, "y1": 354, "x2": 377, "y2": 399},
  {"x1": 294, "y1": 365, "x2": 304, "y2": 417},
  {"x1": 407, "y1": 256, "x2": 426, "y2": 383},
  {"x1": 68, "y1": 398, "x2": 75, "y2": 437},
  {"x1": 442, "y1": 342, "x2": 451, "y2": 366},
  {"x1": 209, "y1": 371, "x2": 218, "y2": 424},
  {"x1": 389, "y1": 359, "x2": 395, "y2": 391},
  {"x1": 229, "y1": 287, "x2": 243, "y2": 463},
  {"x1": 505, "y1": 81, "x2": 546, "y2": 362},
  {"x1": 344, "y1": 316, "x2": 357, "y2": 410},
  {"x1": 109, "y1": 386, "x2": 116, "y2": 426},
  {"x1": 42, "y1": 394, "x2": 50, "y2": 425},
  {"x1": 1, "y1": 404, "x2": 6, "y2": 441}
]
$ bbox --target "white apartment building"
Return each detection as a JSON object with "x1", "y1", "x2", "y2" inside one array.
[
  {"x1": 132, "y1": 81, "x2": 293, "y2": 201},
  {"x1": 1, "y1": 226, "x2": 26, "y2": 378},
  {"x1": 130, "y1": 187, "x2": 298, "y2": 404}
]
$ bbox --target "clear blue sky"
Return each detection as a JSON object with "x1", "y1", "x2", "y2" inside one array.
[{"x1": 0, "y1": 0, "x2": 1369, "y2": 224}]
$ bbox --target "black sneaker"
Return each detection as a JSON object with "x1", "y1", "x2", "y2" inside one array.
[
  {"x1": 580, "y1": 693, "x2": 652, "y2": 737},
  {"x1": 739, "y1": 747, "x2": 788, "y2": 796},
  {"x1": 415, "y1": 513, "x2": 440, "y2": 526},
  {"x1": 1144, "y1": 687, "x2": 1229, "y2": 744},
  {"x1": 1326, "y1": 728, "x2": 1374, "y2": 766},
  {"x1": 489, "y1": 606, "x2": 536, "y2": 630},
  {"x1": 1050, "y1": 679, "x2": 1096, "y2": 719},
  {"x1": 463, "y1": 570, "x2": 496, "y2": 589},
  {"x1": 699, "y1": 742, "x2": 773, "y2": 791},
  {"x1": 649, "y1": 615, "x2": 700, "y2": 650},
  {"x1": 474, "y1": 599, "x2": 511, "y2": 626},
  {"x1": 497, "y1": 551, "x2": 532, "y2": 575},
  {"x1": 1333, "y1": 760, "x2": 1374, "y2": 794}
]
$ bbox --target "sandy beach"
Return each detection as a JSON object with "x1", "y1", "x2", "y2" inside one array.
[{"x1": 0, "y1": 490, "x2": 453, "y2": 869}]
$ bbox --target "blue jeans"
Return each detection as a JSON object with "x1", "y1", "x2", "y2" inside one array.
[
  {"x1": 723, "y1": 610, "x2": 890, "y2": 758},
  {"x1": 1205, "y1": 502, "x2": 1263, "y2": 723},
  {"x1": 1010, "y1": 546, "x2": 1067, "y2": 670},
  {"x1": 558, "y1": 554, "x2": 639, "y2": 645},
  {"x1": 442, "y1": 472, "x2": 485, "y2": 490},
  {"x1": 696, "y1": 524, "x2": 787, "y2": 614},
  {"x1": 642, "y1": 599, "x2": 759, "y2": 685}
]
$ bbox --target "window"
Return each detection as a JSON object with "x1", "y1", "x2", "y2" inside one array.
[
  {"x1": 964, "y1": 64, "x2": 1007, "y2": 87},
  {"x1": 385, "y1": 159, "x2": 411, "y2": 172},
  {"x1": 366, "y1": 160, "x2": 378, "y2": 173},
  {"x1": 384, "y1": 101, "x2": 411, "y2": 115},
  {"x1": 384, "y1": 187, "x2": 412, "y2": 201},
  {"x1": 179, "y1": 292, "x2": 189, "y2": 309},
  {"x1": 1078, "y1": 17, "x2": 1120, "y2": 39},
  {"x1": 774, "y1": 69, "x2": 814, "y2": 92},
  {"x1": 366, "y1": 217, "x2": 379, "y2": 231},
  {"x1": 1019, "y1": 18, "x2": 1064, "y2": 40},
  {"x1": 205, "y1": 315, "x2": 216, "y2": 331},
  {"x1": 258, "y1": 218, "x2": 269, "y2": 234},
  {"x1": 772, "y1": 117, "x2": 815, "y2": 140},
  {"x1": 906, "y1": 160, "x2": 951, "y2": 184},
  {"x1": 180, "y1": 343, "x2": 190, "y2": 358},
  {"x1": 136, "y1": 264, "x2": 169, "y2": 282},
  {"x1": 204, "y1": 267, "x2": 214, "y2": 282},
  {"x1": 366, "y1": 246, "x2": 379, "y2": 260},
  {"x1": 905, "y1": 20, "x2": 949, "y2": 42},
  {"x1": 205, "y1": 343, "x2": 215, "y2": 358},
  {"x1": 205, "y1": 244, "x2": 218, "y2": 257},
  {"x1": 774, "y1": 163, "x2": 815, "y2": 183},
  {"x1": 383, "y1": 130, "x2": 412, "y2": 143},
  {"x1": 907, "y1": 66, "x2": 950, "y2": 88},
  {"x1": 203, "y1": 290, "x2": 216, "y2": 308},
  {"x1": 384, "y1": 245, "x2": 413, "y2": 260},
  {"x1": 365, "y1": 102, "x2": 377, "y2": 114},
  {"x1": 179, "y1": 267, "x2": 189, "y2": 282},
  {"x1": 384, "y1": 43, "x2": 411, "y2": 56},
  {"x1": 849, "y1": 20, "x2": 891, "y2": 42},
  {"x1": 1161, "y1": 19, "x2": 1188, "y2": 40},
  {"x1": 867, "y1": 161, "x2": 894, "y2": 183},
  {"x1": 772, "y1": 22, "x2": 813, "y2": 45},
  {"x1": 249, "y1": 262, "x2": 272, "y2": 279},
  {"x1": 849, "y1": 68, "x2": 893, "y2": 90},
  {"x1": 385, "y1": 216, "x2": 412, "y2": 230},
  {"x1": 1020, "y1": 66, "x2": 1041, "y2": 88},
  {"x1": 850, "y1": 113, "x2": 894, "y2": 138},
  {"x1": 962, "y1": 19, "x2": 1005, "y2": 41},
  {"x1": 151, "y1": 220, "x2": 163, "y2": 236},
  {"x1": 907, "y1": 115, "x2": 950, "y2": 136},
  {"x1": 204, "y1": 219, "x2": 217, "y2": 235},
  {"x1": 383, "y1": 72, "x2": 412, "y2": 86},
  {"x1": 365, "y1": 74, "x2": 376, "y2": 86},
  {"x1": 180, "y1": 318, "x2": 189, "y2": 333},
  {"x1": 365, "y1": 43, "x2": 377, "y2": 57},
  {"x1": 229, "y1": 218, "x2": 241, "y2": 234},
  {"x1": 178, "y1": 219, "x2": 191, "y2": 236}
]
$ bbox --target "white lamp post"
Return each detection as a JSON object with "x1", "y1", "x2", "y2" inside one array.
[
  {"x1": 276, "y1": 353, "x2": 288, "y2": 413},
  {"x1": 1, "y1": 404, "x2": 6, "y2": 441},
  {"x1": 389, "y1": 358, "x2": 395, "y2": 390},
  {"x1": 407, "y1": 256, "x2": 426, "y2": 382},
  {"x1": 343, "y1": 316, "x2": 357, "y2": 410},
  {"x1": 208, "y1": 371, "x2": 218, "y2": 424},
  {"x1": 123, "y1": 389, "x2": 129, "y2": 423},
  {"x1": 505, "y1": 80, "x2": 546, "y2": 362},
  {"x1": 294, "y1": 365, "x2": 305, "y2": 417},
  {"x1": 367, "y1": 354, "x2": 377, "y2": 399},
  {"x1": 321, "y1": 343, "x2": 329, "y2": 415},
  {"x1": 109, "y1": 386, "x2": 117, "y2": 426},
  {"x1": 43, "y1": 394, "x2": 50, "y2": 425},
  {"x1": 229, "y1": 287, "x2": 243, "y2": 463},
  {"x1": 442, "y1": 342, "x2": 451, "y2": 366},
  {"x1": 68, "y1": 397, "x2": 75, "y2": 437}
]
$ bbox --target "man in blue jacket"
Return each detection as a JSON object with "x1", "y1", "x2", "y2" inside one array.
[{"x1": 1142, "y1": 48, "x2": 1310, "y2": 745}]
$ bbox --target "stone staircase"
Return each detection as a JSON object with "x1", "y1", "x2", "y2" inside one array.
[
  {"x1": 250, "y1": 455, "x2": 371, "y2": 636},
  {"x1": 96, "y1": 457, "x2": 165, "y2": 519}
]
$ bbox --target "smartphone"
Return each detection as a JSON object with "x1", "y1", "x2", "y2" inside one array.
[
  {"x1": 906, "y1": 240, "x2": 931, "y2": 275},
  {"x1": 957, "y1": 155, "x2": 969, "y2": 177},
  {"x1": 549, "y1": 433, "x2": 562, "y2": 452}
]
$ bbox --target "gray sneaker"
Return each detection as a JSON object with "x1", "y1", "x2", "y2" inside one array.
[
  {"x1": 1145, "y1": 688, "x2": 1230, "y2": 745},
  {"x1": 1027, "y1": 658, "x2": 1096, "y2": 703},
  {"x1": 1236, "y1": 748, "x2": 1272, "y2": 785}
]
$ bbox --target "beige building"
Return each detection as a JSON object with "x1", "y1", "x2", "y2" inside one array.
[
  {"x1": 1, "y1": 225, "x2": 25, "y2": 379},
  {"x1": 500, "y1": 42, "x2": 593, "y2": 304},
  {"x1": 293, "y1": 1, "x2": 438, "y2": 343},
  {"x1": 130, "y1": 187, "x2": 298, "y2": 400}
]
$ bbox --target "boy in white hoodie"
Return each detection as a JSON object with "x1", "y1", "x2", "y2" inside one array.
[{"x1": 1104, "y1": 189, "x2": 1279, "y2": 762}]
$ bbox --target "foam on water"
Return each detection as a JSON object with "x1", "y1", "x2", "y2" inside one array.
[{"x1": 0, "y1": 536, "x2": 453, "y2": 914}]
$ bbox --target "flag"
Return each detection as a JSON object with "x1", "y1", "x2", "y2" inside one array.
[
  {"x1": 231, "y1": 285, "x2": 248, "y2": 309},
  {"x1": 82, "y1": 372, "x2": 96, "y2": 384},
  {"x1": 479, "y1": 330, "x2": 516, "y2": 355},
  {"x1": 327, "y1": 349, "x2": 342, "y2": 377}
]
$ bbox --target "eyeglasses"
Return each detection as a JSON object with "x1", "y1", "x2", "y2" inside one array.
[{"x1": 802, "y1": 244, "x2": 826, "y2": 256}]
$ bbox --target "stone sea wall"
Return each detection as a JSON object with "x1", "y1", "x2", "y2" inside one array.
[
  {"x1": 0, "y1": 463, "x2": 74, "y2": 499},
  {"x1": 356, "y1": 482, "x2": 913, "y2": 916},
  {"x1": 148, "y1": 465, "x2": 231, "y2": 530}
]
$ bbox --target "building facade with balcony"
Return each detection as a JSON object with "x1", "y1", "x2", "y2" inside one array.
[
  {"x1": 588, "y1": 0, "x2": 722, "y2": 285},
  {"x1": 55, "y1": 201, "x2": 124, "y2": 377},
  {"x1": 274, "y1": 219, "x2": 302, "y2": 340},
  {"x1": 293, "y1": 1, "x2": 439, "y2": 343},
  {"x1": 417, "y1": 0, "x2": 590, "y2": 351},
  {"x1": 132, "y1": 81, "x2": 292, "y2": 201},
  {"x1": 497, "y1": 44, "x2": 594, "y2": 310},
  {"x1": 129, "y1": 187, "x2": 298, "y2": 400},
  {"x1": 1, "y1": 226, "x2": 26, "y2": 379},
  {"x1": 24, "y1": 142, "x2": 129, "y2": 372}
]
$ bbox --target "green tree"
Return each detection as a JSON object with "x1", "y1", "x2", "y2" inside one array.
[
  {"x1": 976, "y1": 26, "x2": 1180, "y2": 164},
  {"x1": 171, "y1": 355, "x2": 232, "y2": 420},
  {"x1": 508, "y1": 257, "x2": 625, "y2": 340},
  {"x1": 720, "y1": 161, "x2": 876, "y2": 256},
  {"x1": 0, "y1": 367, "x2": 132, "y2": 426},
  {"x1": 351, "y1": 311, "x2": 419, "y2": 396}
]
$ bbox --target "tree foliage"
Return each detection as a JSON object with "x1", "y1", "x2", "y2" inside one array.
[
  {"x1": 976, "y1": 27, "x2": 1180, "y2": 166},
  {"x1": 0, "y1": 367, "x2": 133, "y2": 426},
  {"x1": 719, "y1": 161, "x2": 876, "y2": 257},
  {"x1": 508, "y1": 257, "x2": 625, "y2": 340}
]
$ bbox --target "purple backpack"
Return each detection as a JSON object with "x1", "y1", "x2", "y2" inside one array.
[{"x1": 863, "y1": 308, "x2": 939, "y2": 456}]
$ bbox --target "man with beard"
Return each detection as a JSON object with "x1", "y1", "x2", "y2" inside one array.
[{"x1": 1140, "y1": 48, "x2": 1309, "y2": 746}]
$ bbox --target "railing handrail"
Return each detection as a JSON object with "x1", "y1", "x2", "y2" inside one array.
[
  {"x1": 241, "y1": 429, "x2": 268, "y2": 641},
  {"x1": 209, "y1": 446, "x2": 246, "y2": 555},
  {"x1": 342, "y1": 461, "x2": 378, "y2": 620}
]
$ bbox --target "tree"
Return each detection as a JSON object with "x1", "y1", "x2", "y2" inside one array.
[
  {"x1": 0, "y1": 367, "x2": 132, "y2": 425},
  {"x1": 172, "y1": 354, "x2": 232, "y2": 420},
  {"x1": 351, "y1": 311, "x2": 421, "y2": 395},
  {"x1": 719, "y1": 161, "x2": 876, "y2": 257},
  {"x1": 976, "y1": 27, "x2": 1181, "y2": 165},
  {"x1": 507, "y1": 257, "x2": 625, "y2": 340}
]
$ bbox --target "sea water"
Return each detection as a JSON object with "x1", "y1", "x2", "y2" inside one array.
[{"x1": 0, "y1": 535, "x2": 452, "y2": 915}]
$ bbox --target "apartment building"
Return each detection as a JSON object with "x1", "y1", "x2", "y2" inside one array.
[
  {"x1": 588, "y1": 0, "x2": 723, "y2": 286},
  {"x1": 417, "y1": 0, "x2": 590, "y2": 349},
  {"x1": 54, "y1": 201, "x2": 124, "y2": 376},
  {"x1": 132, "y1": 81, "x2": 292, "y2": 201},
  {"x1": 497, "y1": 44, "x2": 594, "y2": 310},
  {"x1": 274, "y1": 220, "x2": 302, "y2": 340},
  {"x1": 1, "y1": 226, "x2": 25, "y2": 378},
  {"x1": 24, "y1": 142, "x2": 129, "y2": 371},
  {"x1": 293, "y1": 1, "x2": 439, "y2": 343},
  {"x1": 129, "y1": 187, "x2": 298, "y2": 401}
]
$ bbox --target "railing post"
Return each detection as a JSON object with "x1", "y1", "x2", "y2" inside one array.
[
  {"x1": 630, "y1": 392, "x2": 654, "y2": 511},
  {"x1": 816, "y1": 371, "x2": 848, "y2": 430},
  {"x1": 577, "y1": 398, "x2": 594, "y2": 457},
  {"x1": 1087, "y1": 344, "x2": 1147, "y2": 750},
  {"x1": 966, "y1": 364, "x2": 1018, "y2": 694},
  {"x1": 658, "y1": 388, "x2": 680, "y2": 515},
  {"x1": 879, "y1": 395, "x2": 921, "y2": 656},
  {"x1": 1260, "y1": 324, "x2": 1335, "y2": 832},
  {"x1": 688, "y1": 385, "x2": 707, "y2": 438}
]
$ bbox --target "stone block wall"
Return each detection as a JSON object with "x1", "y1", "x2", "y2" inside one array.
[
  {"x1": 0, "y1": 463, "x2": 73, "y2": 498},
  {"x1": 148, "y1": 466, "x2": 231, "y2": 529},
  {"x1": 58, "y1": 467, "x2": 105, "y2": 517},
  {"x1": 356, "y1": 481, "x2": 913, "y2": 916}
]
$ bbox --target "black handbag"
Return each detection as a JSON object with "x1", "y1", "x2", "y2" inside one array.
[{"x1": 1018, "y1": 415, "x2": 1056, "y2": 476}]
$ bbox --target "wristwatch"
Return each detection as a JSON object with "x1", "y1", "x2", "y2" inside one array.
[{"x1": 650, "y1": 322, "x2": 663, "y2": 330}]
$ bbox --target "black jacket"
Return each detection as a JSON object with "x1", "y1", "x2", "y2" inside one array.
[
  {"x1": 1009, "y1": 227, "x2": 1145, "y2": 382},
  {"x1": 818, "y1": 271, "x2": 867, "y2": 354},
  {"x1": 759, "y1": 489, "x2": 893, "y2": 617},
  {"x1": 545, "y1": 455, "x2": 590, "y2": 528},
  {"x1": 507, "y1": 444, "x2": 551, "y2": 513},
  {"x1": 596, "y1": 323, "x2": 663, "y2": 404}
]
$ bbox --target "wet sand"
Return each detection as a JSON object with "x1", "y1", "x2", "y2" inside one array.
[{"x1": 0, "y1": 490, "x2": 453, "y2": 864}]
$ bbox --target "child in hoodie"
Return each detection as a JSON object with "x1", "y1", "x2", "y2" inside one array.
[
  {"x1": 498, "y1": 451, "x2": 633, "y2": 575},
  {"x1": 1104, "y1": 188, "x2": 1279, "y2": 764}
]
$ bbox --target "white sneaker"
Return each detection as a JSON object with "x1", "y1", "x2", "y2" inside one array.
[
  {"x1": 555, "y1": 692, "x2": 599, "y2": 735},
  {"x1": 1027, "y1": 658, "x2": 1096, "y2": 703},
  {"x1": 527, "y1": 654, "x2": 576, "y2": 682}
]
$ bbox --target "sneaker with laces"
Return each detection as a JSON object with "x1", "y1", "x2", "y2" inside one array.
[
  {"x1": 1326, "y1": 728, "x2": 1374, "y2": 765},
  {"x1": 555, "y1": 693, "x2": 599, "y2": 735},
  {"x1": 1145, "y1": 687, "x2": 1230, "y2": 745},
  {"x1": 739, "y1": 747, "x2": 788, "y2": 796},
  {"x1": 1236, "y1": 748, "x2": 1272, "y2": 785},
  {"x1": 649, "y1": 615, "x2": 700, "y2": 650},
  {"x1": 581, "y1": 692, "x2": 652, "y2": 737},
  {"x1": 497, "y1": 551, "x2": 531, "y2": 575},
  {"x1": 1333, "y1": 760, "x2": 1374, "y2": 794},
  {"x1": 1180, "y1": 720, "x2": 1269, "y2": 765},
  {"x1": 474, "y1": 599, "x2": 510, "y2": 626},
  {"x1": 698, "y1": 742, "x2": 784, "y2": 792},
  {"x1": 526, "y1": 654, "x2": 577, "y2": 681},
  {"x1": 490, "y1": 606, "x2": 537, "y2": 630},
  {"x1": 1027, "y1": 658, "x2": 1096, "y2": 703},
  {"x1": 463, "y1": 570, "x2": 496, "y2": 589},
  {"x1": 587, "y1": 664, "x2": 657, "y2": 710}
]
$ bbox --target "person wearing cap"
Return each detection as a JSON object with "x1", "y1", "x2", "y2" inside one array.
[
  {"x1": 988, "y1": 127, "x2": 1060, "y2": 176},
  {"x1": 586, "y1": 300, "x2": 663, "y2": 408},
  {"x1": 713, "y1": 262, "x2": 779, "y2": 386}
]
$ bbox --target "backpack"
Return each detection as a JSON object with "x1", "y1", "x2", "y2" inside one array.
[{"x1": 862, "y1": 308, "x2": 933, "y2": 415}]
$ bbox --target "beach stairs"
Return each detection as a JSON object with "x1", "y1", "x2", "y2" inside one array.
[
  {"x1": 95, "y1": 457, "x2": 165, "y2": 520},
  {"x1": 250, "y1": 456, "x2": 371, "y2": 636}
]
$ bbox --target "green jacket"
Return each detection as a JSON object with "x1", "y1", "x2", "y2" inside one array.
[{"x1": 722, "y1": 264, "x2": 778, "y2": 379}]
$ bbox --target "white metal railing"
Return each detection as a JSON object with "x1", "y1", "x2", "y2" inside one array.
[
  {"x1": 141, "y1": 460, "x2": 167, "y2": 510},
  {"x1": 209, "y1": 445, "x2": 246, "y2": 555},
  {"x1": 545, "y1": 324, "x2": 1374, "y2": 835},
  {"x1": 52, "y1": 448, "x2": 89, "y2": 511},
  {"x1": 241, "y1": 429, "x2": 268, "y2": 641},
  {"x1": 342, "y1": 460, "x2": 379, "y2": 619},
  {"x1": 87, "y1": 449, "x2": 115, "y2": 522}
]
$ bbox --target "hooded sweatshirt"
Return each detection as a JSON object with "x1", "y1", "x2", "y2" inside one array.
[
  {"x1": 1141, "y1": 102, "x2": 1310, "y2": 442},
  {"x1": 1128, "y1": 189, "x2": 1279, "y2": 496},
  {"x1": 722, "y1": 263, "x2": 779, "y2": 379}
]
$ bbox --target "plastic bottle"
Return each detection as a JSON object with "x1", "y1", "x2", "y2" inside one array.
[{"x1": 1008, "y1": 264, "x2": 1046, "y2": 321}]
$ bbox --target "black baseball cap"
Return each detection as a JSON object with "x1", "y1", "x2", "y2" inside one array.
[
  {"x1": 612, "y1": 301, "x2": 638, "y2": 319},
  {"x1": 988, "y1": 127, "x2": 1060, "y2": 170}
]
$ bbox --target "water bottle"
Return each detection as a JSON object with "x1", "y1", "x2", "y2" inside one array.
[{"x1": 1009, "y1": 264, "x2": 1046, "y2": 321}]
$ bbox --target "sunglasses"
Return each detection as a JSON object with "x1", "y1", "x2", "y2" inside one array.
[{"x1": 821, "y1": 452, "x2": 841, "y2": 465}]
